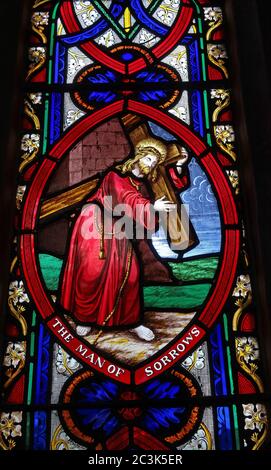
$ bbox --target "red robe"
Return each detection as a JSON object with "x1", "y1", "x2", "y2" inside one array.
[{"x1": 60, "y1": 170, "x2": 156, "y2": 327}]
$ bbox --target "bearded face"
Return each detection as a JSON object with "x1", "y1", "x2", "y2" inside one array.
[{"x1": 136, "y1": 153, "x2": 158, "y2": 177}]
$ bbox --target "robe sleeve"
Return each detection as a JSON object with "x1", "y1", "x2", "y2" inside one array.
[
  {"x1": 102, "y1": 171, "x2": 156, "y2": 230},
  {"x1": 169, "y1": 167, "x2": 189, "y2": 190}
]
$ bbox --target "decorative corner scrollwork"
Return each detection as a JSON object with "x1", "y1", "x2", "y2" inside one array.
[
  {"x1": 24, "y1": 100, "x2": 41, "y2": 130},
  {"x1": 31, "y1": 12, "x2": 49, "y2": 44},
  {"x1": 26, "y1": 47, "x2": 46, "y2": 81},
  {"x1": 211, "y1": 89, "x2": 230, "y2": 122},
  {"x1": 207, "y1": 44, "x2": 228, "y2": 79},
  {"x1": 214, "y1": 125, "x2": 236, "y2": 161},
  {"x1": 243, "y1": 404, "x2": 268, "y2": 449},
  {"x1": 8, "y1": 281, "x2": 30, "y2": 336},
  {"x1": 232, "y1": 293, "x2": 252, "y2": 331},
  {"x1": 51, "y1": 425, "x2": 70, "y2": 450},
  {"x1": 3, "y1": 341, "x2": 26, "y2": 390},
  {"x1": 236, "y1": 337, "x2": 264, "y2": 392},
  {"x1": 0, "y1": 412, "x2": 23, "y2": 450},
  {"x1": 19, "y1": 133, "x2": 40, "y2": 173},
  {"x1": 204, "y1": 7, "x2": 223, "y2": 41}
]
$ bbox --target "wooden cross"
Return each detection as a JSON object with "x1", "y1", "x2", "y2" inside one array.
[{"x1": 40, "y1": 114, "x2": 195, "y2": 251}]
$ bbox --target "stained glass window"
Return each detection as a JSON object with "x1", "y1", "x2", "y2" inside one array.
[{"x1": 0, "y1": 0, "x2": 270, "y2": 456}]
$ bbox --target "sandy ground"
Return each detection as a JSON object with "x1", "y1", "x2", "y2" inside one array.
[{"x1": 81, "y1": 311, "x2": 196, "y2": 365}]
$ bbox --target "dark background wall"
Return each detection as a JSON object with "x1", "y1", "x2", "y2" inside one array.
[
  {"x1": 225, "y1": 0, "x2": 271, "y2": 384},
  {"x1": 0, "y1": 1, "x2": 271, "y2": 385}
]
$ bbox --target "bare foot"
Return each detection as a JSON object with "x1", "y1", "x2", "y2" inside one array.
[
  {"x1": 130, "y1": 325, "x2": 155, "y2": 341},
  {"x1": 76, "y1": 325, "x2": 92, "y2": 337}
]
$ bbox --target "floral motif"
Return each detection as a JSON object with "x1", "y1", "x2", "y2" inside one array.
[
  {"x1": 0, "y1": 412, "x2": 22, "y2": 439},
  {"x1": 27, "y1": 46, "x2": 46, "y2": 80},
  {"x1": 204, "y1": 7, "x2": 223, "y2": 23},
  {"x1": 28, "y1": 92, "x2": 42, "y2": 105},
  {"x1": 51, "y1": 422, "x2": 86, "y2": 450},
  {"x1": 137, "y1": 29, "x2": 159, "y2": 48},
  {"x1": 208, "y1": 44, "x2": 227, "y2": 60},
  {"x1": 97, "y1": 29, "x2": 117, "y2": 48},
  {"x1": 3, "y1": 342, "x2": 26, "y2": 368},
  {"x1": 28, "y1": 46, "x2": 46, "y2": 65},
  {"x1": 21, "y1": 134, "x2": 40, "y2": 154},
  {"x1": 82, "y1": 10, "x2": 99, "y2": 26},
  {"x1": 214, "y1": 125, "x2": 236, "y2": 160},
  {"x1": 16, "y1": 185, "x2": 26, "y2": 210},
  {"x1": 68, "y1": 56, "x2": 86, "y2": 78},
  {"x1": 210, "y1": 89, "x2": 231, "y2": 122},
  {"x1": 56, "y1": 346, "x2": 81, "y2": 376},
  {"x1": 182, "y1": 346, "x2": 205, "y2": 370},
  {"x1": 9, "y1": 281, "x2": 30, "y2": 306},
  {"x1": 166, "y1": 49, "x2": 188, "y2": 81},
  {"x1": 211, "y1": 89, "x2": 228, "y2": 101},
  {"x1": 74, "y1": 1, "x2": 100, "y2": 27},
  {"x1": 181, "y1": 425, "x2": 210, "y2": 450},
  {"x1": 170, "y1": 105, "x2": 188, "y2": 123},
  {"x1": 65, "y1": 109, "x2": 85, "y2": 128},
  {"x1": 227, "y1": 169, "x2": 239, "y2": 193},
  {"x1": 236, "y1": 337, "x2": 260, "y2": 363},
  {"x1": 31, "y1": 11, "x2": 49, "y2": 27},
  {"x1": 214, "y1": 125, "x2": 234, "y2": 143},
  {"x1": 207, "y1": 44, "x2": 228, "y2": 79},
  {"x1": 233, "y1": 274, "x2": 251, "y2": 298},
  {"x1": 243, "y1": 404, "x2": 267, "y2": 432},
  {"x1": 155, "y1": 0, "x2": 180, "y2": 26}
]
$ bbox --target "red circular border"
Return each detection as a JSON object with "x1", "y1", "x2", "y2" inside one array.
[{"x1": 20, "y1": 100, "x2": 240, "y2": 385}]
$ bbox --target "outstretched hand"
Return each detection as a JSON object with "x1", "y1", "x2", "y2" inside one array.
[{"x1": 154, "y1": 196, "x2": 176, "y2": 212}]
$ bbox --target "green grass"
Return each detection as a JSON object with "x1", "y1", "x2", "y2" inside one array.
[
  {"x1": 39, "y1": 254, "x2": 63, "y2": 291},
  {"x1": 144, "y1": 284, "x2": 212, "y2": 310},
  {"x1": 169, "y1": 256, "x2": 219, "y2": 282},
  {"x1": 39, "y1": 253, "x2": 214, "y2": 309}
]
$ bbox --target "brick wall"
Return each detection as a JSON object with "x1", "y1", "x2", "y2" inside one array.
[
  {"x1": 41, "y1": 119, "x2": 131, "y2": 255},
  {"x1": 69, "y1": 118, "x2": 131, "y2": 185}
]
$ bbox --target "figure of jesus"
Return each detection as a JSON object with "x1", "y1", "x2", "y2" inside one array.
[{"x1": 60, "y1": 137, "x2": 187, "y2": 341}]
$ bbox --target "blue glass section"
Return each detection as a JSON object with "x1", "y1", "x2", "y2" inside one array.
[
  {"x1": 78, "y1": 381, "x2": 119, "y2": 403},
  {"x1": 76, "y1": 381, "x2": 120, "y2": 437},
  {"x1": 143, "y1": 407, "x2": 186, "y2": 432},
  {"x1": 210, "y1": 323, "x2": 228, "y2": 396},
  {"x1": 139, "y1": 90, "x2": 167, "y2": 102},
  {"x1": 33, "y1": 411, "x2": 47, "y2": 450},
  {"x1": 88, "y1": 91, "x2": 117, "y2": 103},
  {"x1": 110, "y1": 3, "x2": 124, "y2": 18},
  {"x1": 182, "y1": 35, "x2": 194, "y2": 45},
  {"x1": 49, "y1": 93, "x2": 62, "y2": 144},
  {"x1": 142, "y1": 379, "x2": 186, "y2": 432},
  {"x1": 191, "y1": 90, "x2": 204, "y2": 136},
  {"x1": 35, "y1": 323, "x2": 50, "y2": 404},
  {"x1": 77, "y1": 408, "x2": 119, "y2": 437},
  {"x1": 130, "y1": 0, "x2": 169, "y2": 35},
  {"x1": 189, "y1": 40, "x2": 201, "y2": 81},
  {"x1": 148, "y1": 122, "x2": 176, "y2": 141},
  {"x1": 144, "y1": 379, "x2": 181, "y2": 399},
  {"x1": 216, "y1": 407, "x2": 233, "y2": 450},
  {"x1": 85, "y1": 70, "x2": 118, "y2": 104},
  {"x1": 136, "y1": 71, "x2": 169, "y2": 83},
  {"x1": 54, "y1": 42, "x2": 65, "y2": 84},
  {"x1": 88, "y1": 70, "x2": 117, "y2": 83},
  {"x1": 182, "y1": 158, "x2": 221, "y2": 258},
  {"x1": 121, "y1": 52, "x2": 134, "y2": 61}
]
